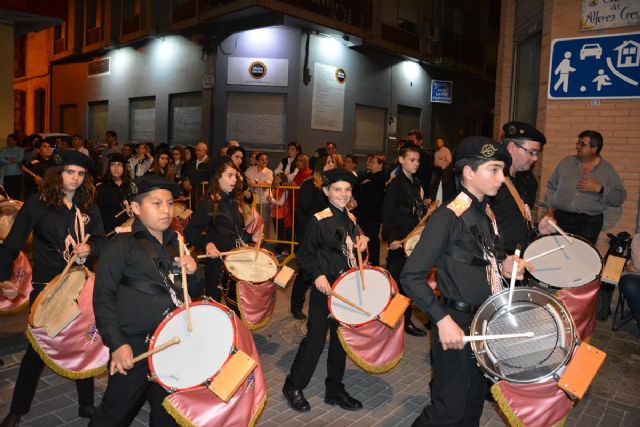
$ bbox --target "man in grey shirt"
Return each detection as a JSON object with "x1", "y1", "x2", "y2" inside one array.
[{"x1": 543, "y1": 130, "x2": 626, "y2": 244}]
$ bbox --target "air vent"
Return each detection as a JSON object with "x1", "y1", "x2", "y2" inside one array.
[{"x1": 88, "y1": 58, "x2": 110, "y2": 76}]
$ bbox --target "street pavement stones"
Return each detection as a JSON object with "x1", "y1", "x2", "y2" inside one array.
[{"x1": 1, "y1": 272, "x2": 639, "y2": 426}]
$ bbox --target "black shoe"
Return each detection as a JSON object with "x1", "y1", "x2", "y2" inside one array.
[
  {"x1": 324, "y1": 391, "x2": 363, "y2": 411},
  {"x1": 0, "y1": 413, "x2": 20, "y2": 427},
  {"x1": 405, "y1": 321, "x2": 427, "y2": 336},
  {"x1": 78, "y1": 405, "x2": 96, "y2": 419},
  {"x1": 291, "y1": 309, "x2": 307, "y2": 320},
  {"x1": 283, "y1": 386, "x2": 311, "y2": 412}
]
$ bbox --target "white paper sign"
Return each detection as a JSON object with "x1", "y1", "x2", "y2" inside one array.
[
  {"x1": 311, "y1": 63, "x2": 346, "y2": 132},
  {"x1": 581, "y1": 0, "x2": 640, "y2": 31},
  {"x1": 227, "y1": 57, "x2": 289, "y2": 86}
]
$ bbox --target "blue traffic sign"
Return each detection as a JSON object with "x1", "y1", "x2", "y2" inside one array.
[
  {"x1": 431, "y1": 80, "x2": 453, "y2": 103},
  {"x1": 548, "y1": 31, "x2": 640, "y2": 99}
]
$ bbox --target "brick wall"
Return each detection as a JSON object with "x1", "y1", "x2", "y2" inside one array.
[{"x1": 495, "y1": 0, "x2": 640, "y2": 253}]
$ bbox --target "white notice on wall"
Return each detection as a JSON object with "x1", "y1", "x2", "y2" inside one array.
[{"x1": 311, "y1": 63, "x2": 346, "y2": 132}]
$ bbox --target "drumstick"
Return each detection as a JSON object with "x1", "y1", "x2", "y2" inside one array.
[
  {"x1": 400, "y1": 200, "x2": 440, "y2": 244},
  {"x1": 462, "y1": 332, "x2": 534, "y2": 343},
  {"x1": 20, "y1": 165, "x2": 39, "y2": 179},
  {"x1": 131, "y1": 337, "x2": 181, "y2": 365},
  {"x1": 356, "y1": 236, "x2": 365, "y2": 291},
  {"x1": 254, "y1": 224, "x2": 264, "y2": 261},
  {"x1": 549, "y1": 221, "x2": 574, "y2": 244},
  {"x1": 177, "y1": 234, "x2": 192, "y2": 332},
  {"x1": 507, "y1": 248, "x2": 520, "y2": 310},
  {"x1": 329, "y1": 291, "x2": 371, "y2": 316},
  {"x1": 114, "y1": 208, "x2": 128, "y2": 218},
  {"x1": 196, "y1": 248, "x2": 257, "y2": 259},
  {"x1": 525, "y1": 245, "x2": 566, "y2": 262},
  {"x1": 60, "y1": 234, "x2": 91, "y2": 279}
]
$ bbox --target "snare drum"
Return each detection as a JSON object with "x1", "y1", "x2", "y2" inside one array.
[
  {"x1": 329, "y1": 266, "x2": 406, "y2": 372},
  {"x1": 469, "y1": 287, "x2": 577, "y2": 384},
  {"x1": 0, "y1": 251, "x2": 33, "y2": 337}
]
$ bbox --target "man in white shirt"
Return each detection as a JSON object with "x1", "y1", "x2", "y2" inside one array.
[
  {"x1": 72, "y1": 134, "x2": 90, "y2": 156},
  {"x1": 431, "y1": 138, "x2": 454, "y2": 201},
  {"x1": 246, "y1": 152, "x2": 274, "y2": 235}
]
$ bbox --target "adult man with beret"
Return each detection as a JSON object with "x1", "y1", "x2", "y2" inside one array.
[
  {"x1": 492, "y1": 121, "x2": 556, "y2": 254},
  {"x1": 400, "y1": 136, "x2": 527, "y2": 426}
]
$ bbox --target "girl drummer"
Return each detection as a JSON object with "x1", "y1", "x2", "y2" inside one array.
[
  {"x1": 0, "y1": 150, "x2": 105, "y2": 427},
  {"x1": 97, "y1": 152, "x2": 133, "y2": 235},
  {"x1": 184, "y1": 159, "x2": 259, "y2": 308}
]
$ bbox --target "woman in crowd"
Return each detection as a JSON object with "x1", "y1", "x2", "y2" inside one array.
[
  {"x1": 171, "y1": 146, "x2": 183, "y2": 182},
  {"x1": 275, "y1": 142, "x2": 301, "y2": 182},
  {"x1": 146, "y1": 147, "x2": 173, "y2": 179},
  {"x1": 96, "y1": 153, "x2": 133, "y2": 235}
]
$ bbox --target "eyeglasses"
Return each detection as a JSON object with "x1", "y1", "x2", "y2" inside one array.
[
  {"x1": 576, "y1": 141, "x2": 592, "y2": 148},
  {"x1": 515, "y1": 142, "x2": 540, "y2": 157}
]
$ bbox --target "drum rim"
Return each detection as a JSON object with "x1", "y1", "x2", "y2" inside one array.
[
  {"x1": 470, "y1": 287, "x2": 578, "y2": 383},
  {"x1": 148, "y1": 299, "x2": 238, "y2": 392},
  {"x1": 524, "y1": 232, "x2": 603, "y2": 289},
  {"x1": 28, "y1": 266, "x2": 89, "y2": 327},
  {"x1": 328, "y1": 266, "x2": 395, "y2": 328},
  {"x1": 223, "y1": 247, "x2": 280, "y2": 283}
]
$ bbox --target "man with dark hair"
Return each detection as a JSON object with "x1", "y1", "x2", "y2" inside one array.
[
  {"x1": 543, "y1": 129, "x2": 626, "y2": 244},
  {"x1": 353, "y1": 154, "x2": 385, "y2": 266},
  {"x1": 325, "y1": 141, "x2": 337, "y2": 157},
  {"x1": 101, "y1": 130, "x2": 121, "y2": 176},
  {"x1": 406, "y1": 130, "x2": 434, "y2": 200},
  {"x1": 21, "y1": 139, "x2": 54, "y2": 198},
  {"x1": 382, "y1": 144, "x2": 428, "y2": 336},
  {"x1": 72, "y1": 134, "x2": 89, "y2": 156},
  {"x1": 0, "y1": 134, "x2": 24, "y2": 199},
  {"x1": 400, "y1": 136, "x2": 526, "y2": 426}
]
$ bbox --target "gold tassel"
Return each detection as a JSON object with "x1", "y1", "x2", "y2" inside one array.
[
  {"x1": 491, "y1": 383, "x2": 524, "y2": 427},
  {"x1": 25, "y1": 328, "x2": 107, "y2": 379},
  {"x1": 162, "y1": 393, "x2": 268, "y2": 427},
  {"x1": 337, "y1": 328, "x2": 402, "y2": 374},
  {"x1": 248, "y1": 394, "x2": 268, "y2": 427}
]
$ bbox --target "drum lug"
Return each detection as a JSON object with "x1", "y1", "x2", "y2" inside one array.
[
  {"x1": 145, "y1": 334, "x2": 150, "y2": 344},
  {"x1": 231, "y1": 346, "x2": 238, "y2": 354}
]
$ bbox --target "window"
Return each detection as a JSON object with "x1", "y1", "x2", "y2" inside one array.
[
  {"x1": 14, "y1": 90, "x2": 26, "y2": 135},
  {"x1": 14, "y1": 35, "x2": 26, "y2": 78},
  {"x1": 226, "y1": 92, "x2": 286, "y2": 148},
  {"x1": 353, "y1": 104, "x2": 386, "y2": 153},
  {"x1": 85, "y1": 0, "x2": 102, "y2": 46},
  {"x1": 130, "y1": 97, "x2": 156, "y2": 142},
  {"x1": 512, "y1": 33, "x2": 541, "y2": 125},
  {"x1": 88, "y1": 101, "x2": 109, "y2": 141},
  {"x1": 54, "y1": 23, "x2": 67, "y2": 54},
  {"x1": 34, "y1": 89, "x2": 46, "y2": 133},
  {"x1": 122, "y1": 0, "x2": 142, "y2": 35},
  {"x1": 169, "y1": 92, "x2": 202, "y2": 145}
]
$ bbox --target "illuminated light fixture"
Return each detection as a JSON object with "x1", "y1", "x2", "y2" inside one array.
[
  {"x1": 242, "y1": 27, "x2": 278, "y2": 49},
  {"x1": 111, "y1": 47, "x2": 135, "y2": 74},
  {"x1": 401, "y1": 60, "x2": 421, "y2": 81}
]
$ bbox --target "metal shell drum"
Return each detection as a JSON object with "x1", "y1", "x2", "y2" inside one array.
[
  {"x1": 469, "y1": 287, "x2": 577, "y2": 384},
  {"x1": 329, "y1": 266, "x2": 393, "y2": 328},
  {"x1": 223, "y1": 248, "x2": 279, "y2": 283},
  {"x1": 148, "y1": 300, "x2": 237, "y2": 392},
  {"x1": 524, "y1": 234, "x2": 602, "y2": 289}
]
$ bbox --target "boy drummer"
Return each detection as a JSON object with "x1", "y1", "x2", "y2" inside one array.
[
  {"x1": 283, "y1": 168, "x2": 369, "y2": 412},
  {"x1": 91, "y1": 175, "x2": 203, "y2": 426},
  {"x1": 400, "y1": 137, "x2": 527, "y2": 426}
]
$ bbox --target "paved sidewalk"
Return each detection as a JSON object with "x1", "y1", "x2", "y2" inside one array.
[{"x1": 1, "y1": 279, "x2": 639, "y2": 426}]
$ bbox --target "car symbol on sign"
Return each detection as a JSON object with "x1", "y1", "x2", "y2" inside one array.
[{"x1": 580, "y1": 43, "x2": 602, "y2": 60}]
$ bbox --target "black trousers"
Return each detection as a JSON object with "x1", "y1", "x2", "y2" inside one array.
[
  {"x1": 290, "y1": 273, "x2": 311, "y2": 312},
  {"x1": 90, "y1": 340, "x2": 178, "y2": 427},
  {"x1": 287, "y1": 287, "x2": 346, "y2": 395},
  {"x1": 10, "y1": 344, "x2": 94, "y2": 415},
  {"x1": 412, "y1": 308, "x2": 486, "y2": 426},
  {"x1": 554, "y1": 210, "x2": 604, "y2": 245},
  {"x1": 359, "y1": 219, "x2": 381, "y2": 266},
  {"x1": 386, "y1": 248, "x2": 414, "y2": 323},
  {"x1": 3, "y1": 175, "x2": 22, "y2": 200}
]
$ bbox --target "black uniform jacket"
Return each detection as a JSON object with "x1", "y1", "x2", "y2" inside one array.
[
  {"x1": 491, "y1": 170, "x2": 538, "y2": 254},
  {"x1": 400, "y1": 188, "x2": 504, "y2": 324},
  {"x1": 381, "y1": 171, "x2": 423, "y2": 243},
  {"x1": 297, "y1": 204, "x2": 362, "y2": 284},
  {"x1": 184, "y1": 192, "x2": 249, "y2": 253},
  {"x1": 294, "y1": 179, "x2": 327, "y2": 240},
  {"x1": 93, "y1": 218, "x2": 204, "y2": 352},
  {"x1": 353, "y1": 170, "x2": 385, "y2": 224},
  {"x1": 0, "y1": 194, "x2": 105, "y2": 283},
  {"x1": 22, "y1": 156, "x2": 54, "y2": 196},
  {"x1": 96, "y1": 180, "x2": 129, "y2": 234}
]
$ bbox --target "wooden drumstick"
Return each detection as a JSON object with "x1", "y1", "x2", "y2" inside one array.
[
  {"x1": 400, "y1": 200, "x2": 440, "y2": 244},
  {"x1": 507, "y1": 248, "x2": 520, "y2": 310},
  {"x1": 254, "y1": 224, "x2": 264, "y2": 261},
  {"x1": 131, "y1": 337, "x2": 181, "y2": 365},
  {"x1": 329, "y1": 291, "x2": 371, "y2": 316},
  {"x1": 549, "y1": 221, "x2": 574, "y2": 244},
  {"x1": 463, "y1": 332, "x2": 534, "y2": 343},
  {"x1": 356, "y1": 236, "x2": 365, "y2": 291},
  {"x1": 196, "y1": 248, "x2": 256, "y2": 259},
  {"x1": 60, "y1": 234, "x2": 91, "y2": 279},
  {"x1": 525, "y1": 245, "x2": 566, "y2": 262},
  {"x1": 177, "y1": 234, "x2": 192, "y2": 332},
  {"x1": 20, "y1": 165, "x2": 39, "y2": 179}
]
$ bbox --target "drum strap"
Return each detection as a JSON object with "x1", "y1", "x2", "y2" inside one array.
[
  {"x1": 131, "y1": 235, "x2": 184, "y2": 305},
  {"x1": 504, "y1": 177, "x2": 532, "y2": 226}
]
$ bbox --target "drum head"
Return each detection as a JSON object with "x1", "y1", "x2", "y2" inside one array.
[
  {"x1": 224, "y1": 249, "x2": 278, "y2": 283},
  {"x1": 330, "y1": 268, "x2": 392, "y2": 327},
  {"x1": 470, "y1": 288, "x2": 576, "y2": 383},
  {"x1": 150, "y1": 302, "x2": 235, "y2": 391},
  {"x1": 524, "y1": 234, "x2": 602, "y2": 288}
]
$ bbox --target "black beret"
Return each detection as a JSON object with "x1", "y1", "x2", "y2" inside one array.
[
  {"x1": 53, "y1": 150, "x2": 93, "y2": 170},
  {"x1": 502, "y1": 121, "x2": 546, "y2": 145},
  {"x1": 108, "y1": 152, "x2": 128, "y2": 164},
  {"x1": 321, "y1": 168, "x2": 357, "y2": 187},
  {"x1": 128, "y1": 175, "x2": 181, "y2": 200},
  {"x1": 454, "y1": 136, "x2": 512, "y2": 169}
]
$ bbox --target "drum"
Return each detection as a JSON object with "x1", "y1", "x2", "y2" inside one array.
[
  {"x1": 26, "y1": 267, "x2": 109, "y2": 378},
  {"x1": 0, "y1": 251, "x2": 33, "y2": 337},
  {"x1": 524, "y1": 234, "x2": 602, "y2": 289},
  {"x1": 524, "y1": 233, "x2": 602, "y2": 339},
  {"x1": 148, "y1": 300, "x2": 256, "y2": 397},
  {"x1": 329, "y1": 266, "x2": 405, "y2": 373},
  {"x1": 0, "y1": 198, "x2": 22, "y2": 241},
  {"x1": 469, "y1": 287, "x2": 577, "y2": 384},
  {"x1": 403, "y1": 225, "x2": 424, "y2": 257},
  {"x1": 224, "y1": 247, "x2": 295, "y2": 330}
]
